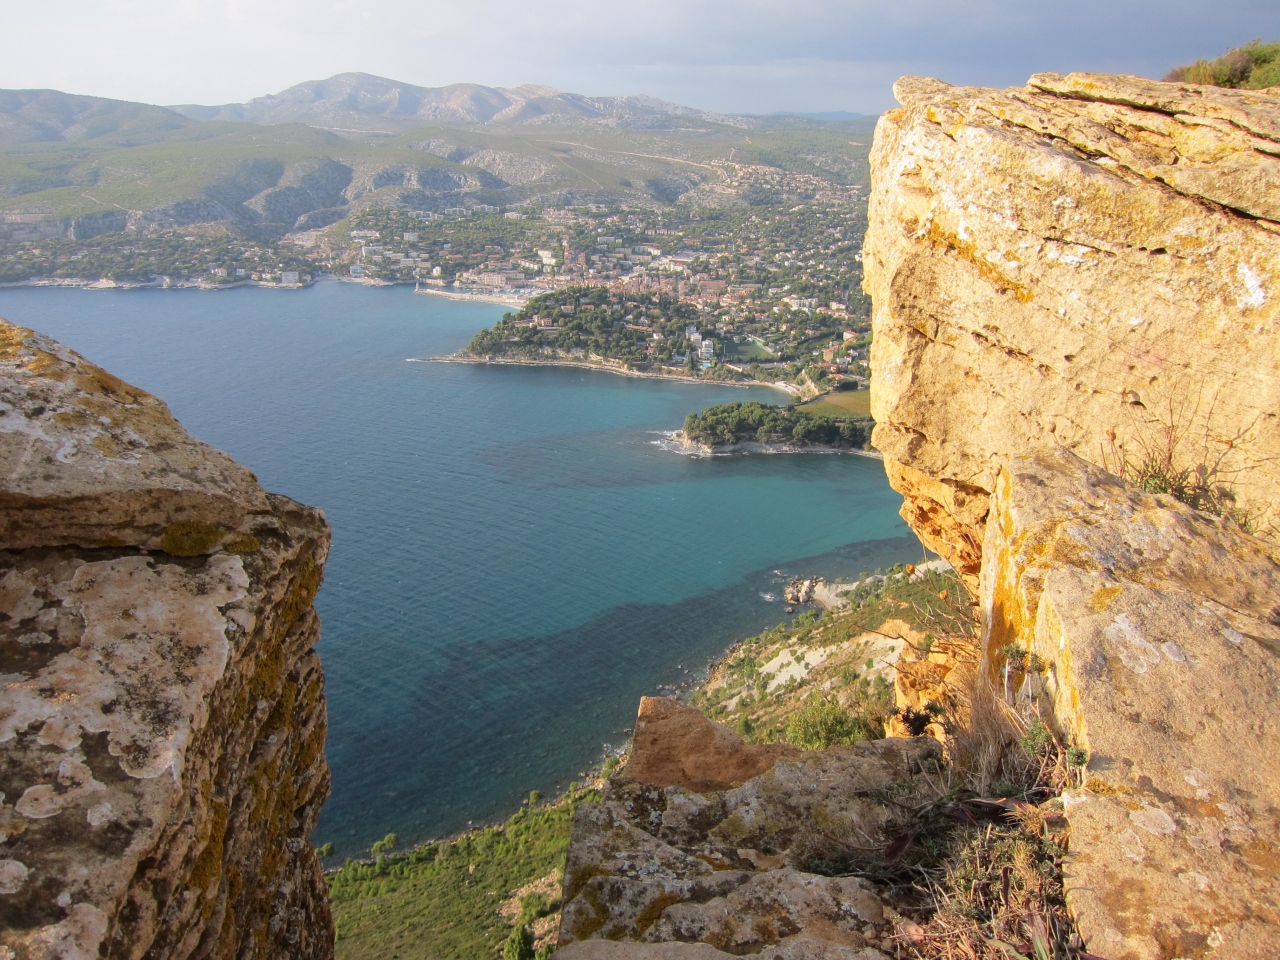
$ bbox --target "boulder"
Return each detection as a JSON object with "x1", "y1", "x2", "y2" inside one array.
[
  {"x1": 0, "y1": 321, "x2": 270, "y2": 552},
  {"x1": 559, "y1": 697, "x2": 939, "y2": 957},
  {"x1": 625, "y1": 696, "x2": 800, "y2": 792}
]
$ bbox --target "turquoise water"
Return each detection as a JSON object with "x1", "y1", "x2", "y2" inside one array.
[{"x1": 0, "y1": 283, "x2": 920, "y2": 855}]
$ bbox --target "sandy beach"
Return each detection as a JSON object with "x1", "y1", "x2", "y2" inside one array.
[{"x1": 412, "y1": 286, "x2": 529, "y2": 307}]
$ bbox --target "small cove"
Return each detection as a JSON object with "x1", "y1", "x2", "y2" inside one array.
[{"x1": 0, "y1": 282, "x2": 921, "y2": 855}]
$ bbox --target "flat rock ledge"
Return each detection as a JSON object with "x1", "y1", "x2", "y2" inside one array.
[
  {"x1": 557, "y1": 697, "x2": 941, "y2": 960},
  {"x1": 982, "y1": 449, "x2": 1280, "y2": 960},
  {"x1": 0, "y1": 320, "x2": 334, "y2": 960}
]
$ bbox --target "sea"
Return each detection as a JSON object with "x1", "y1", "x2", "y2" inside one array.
[{"x1": 0, "y1": 281, "x2": 921, "y2": 856}]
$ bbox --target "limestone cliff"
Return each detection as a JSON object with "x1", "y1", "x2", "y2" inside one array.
[
  {"x1": 863, "y1": 73, "x2": 1280, "y2": 579},
  {"x1": 866, "y1": 75, "x2": 1280, "y2": 959},
  {"x1": 0, "y1": 322, "x2": 334, "y2": 960}
]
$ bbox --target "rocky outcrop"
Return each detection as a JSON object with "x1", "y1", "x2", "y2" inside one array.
[
  {"x1": 865, "y1": 74, "x2": 1280, "y2": 958},
  {"x1": 0, "y1": 321, "x2": 334, "y2": 960},
  {"x1": 982, "y1": 449, "x2": 1280, "y2": 959},
  {"x1": 558, "y1": 698, "x2": 939, "y2": 960},
  {"x1": 864, "y1": 73, "x2": 1280, "y2": 572}
]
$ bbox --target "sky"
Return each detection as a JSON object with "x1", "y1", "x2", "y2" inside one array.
[{"x1": 2, "y1": 0, "x2": 1278, "y2": 115}]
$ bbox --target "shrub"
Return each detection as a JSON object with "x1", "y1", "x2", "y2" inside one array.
[
  {"x1": 503, "y1": 924, "x2": 535, "y2": 960},
  {"x1": 786, "y1": 696, "x2": 864, "y2": 750},
  {"x1": 370, "y1": 833, "x2": 398, "y2": 857},
  {"x1": 316, "y1": 842, "x2": 334, "y2": 858},
  {"x1": 1165, "y1": 40, "x2": 1280, "y2": 89}
]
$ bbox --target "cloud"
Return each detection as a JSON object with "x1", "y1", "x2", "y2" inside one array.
[{"x1": 1, "y1": 0, "x2": 1277, "y2": 113}]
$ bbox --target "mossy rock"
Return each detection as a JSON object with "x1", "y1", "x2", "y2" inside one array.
[{"x1": 160, "y1": 519, "x2": 225, "y2": 556}]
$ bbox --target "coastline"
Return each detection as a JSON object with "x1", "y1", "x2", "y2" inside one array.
[
  {"x1": 412, "y1": 286, "x2": 529, "y2": 308},
  {"x1": 660, "y1": 430, "x2": 885, "y2": 459},
  {"x1": 0, "y1": 276, "x2": 316, "y2": 292},
  {"x1": 415, "y1": 354, "x2": 792, "y2": 392}
]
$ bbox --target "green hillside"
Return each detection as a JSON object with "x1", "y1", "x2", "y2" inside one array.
[{"x1": 0, "y1": 81, "x2": 875, "y2": 239}]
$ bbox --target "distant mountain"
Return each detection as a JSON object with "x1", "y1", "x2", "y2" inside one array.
[
  {"x1": 170, "y1": 73, "x2": 747, "y2": 133},
  {"x1": 795, "y1": 111, "x2": 866, "y2": 121},
  {"x1": 0, "y1": 89, "x2": 191, "y2": 146},
  {"x1": 0, "y1": 76, "x2": 874, "y2": 239}
]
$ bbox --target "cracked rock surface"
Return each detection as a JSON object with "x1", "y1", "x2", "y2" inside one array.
[{"x1": 0, "y1": 320, "x2": 333, "y2": 960}]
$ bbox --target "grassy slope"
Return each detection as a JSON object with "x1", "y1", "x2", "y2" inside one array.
[
  {"x1": 0, "y1": 112, "x2": 876, "y2": 218},
  {"x1": 329, "y1": 791, "x2": 599, "y2": 960},
  {"x1": 798, "y1": 389, "x2": 871, "y2": 418},
  {"x1": 694, "y1": 564, "x2": 973, "y2": 742}
]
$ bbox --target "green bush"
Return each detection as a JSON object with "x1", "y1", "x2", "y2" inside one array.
[
  {"x1": 503, "y1": 925, "x2": 535, "y2": 960},
  {"x1": 1165, "y1": 40, "x2": 1280, "y2": 89},
  {"x1": 786, "y1": 696, "x2": 864, "y2": 750}
]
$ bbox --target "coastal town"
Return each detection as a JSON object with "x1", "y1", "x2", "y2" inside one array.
[{"x1": 0, "y1": 163, "x2": 873, "y2": 385}]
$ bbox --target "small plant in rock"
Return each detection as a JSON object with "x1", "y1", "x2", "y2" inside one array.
[
  {"x1": 1065, "y1": 746, "x2": 1088, "y2": 768},
  {"x1": 896, "y1": 702, "x2": 943, "y2": 737},
  {"x1": 1019, "y1": 720, "x2": 1053, "y2": 754}
]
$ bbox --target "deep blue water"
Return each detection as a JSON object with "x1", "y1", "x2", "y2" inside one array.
[{"x1": 0, "y1": 282, "x2": 920, "y2": 855}]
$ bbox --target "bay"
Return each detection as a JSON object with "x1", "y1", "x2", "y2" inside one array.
[{"x1": 0, "y1": 282, "x2": 921, "y2": 855}]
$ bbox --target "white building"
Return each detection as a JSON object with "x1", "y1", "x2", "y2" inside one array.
[
  {"x1": 281, "y1": 271, "x2": 300, "y2": 284},
  {"x1": 699, "y1": 339, "x2": 715, "y2": 360}
]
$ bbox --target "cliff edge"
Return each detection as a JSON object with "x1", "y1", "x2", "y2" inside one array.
[
  {"x1": 866, "y1": 75, "x2": 1280, "y2": 959},
  {"x1": 864, "y1": 72, "x2": 1280, "y2": 582},
  {"x1": 0, "y1": 322, "x2": 334, "y2": 960}
]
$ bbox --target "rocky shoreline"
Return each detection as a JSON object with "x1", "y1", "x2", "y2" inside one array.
[{"x1": 665, "y1": 429, "x2": 882, "y2": 458}]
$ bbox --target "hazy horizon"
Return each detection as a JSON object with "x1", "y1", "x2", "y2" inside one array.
[{"x1": 2, "y1": 0, "x2": 1278, "y2": 116}]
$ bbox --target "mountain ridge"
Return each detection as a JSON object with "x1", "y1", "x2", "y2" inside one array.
[{"x1": 167, "y1": 72, "x2": 751, "y2": 132}]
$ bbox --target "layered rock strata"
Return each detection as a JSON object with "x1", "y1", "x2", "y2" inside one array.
[
  {"x1": 0, "y1": 321, "x2": 334, "y2": 960},
  {"x1": 864, "y1": 73, "x2": 1280, "y2": 576},
  {"x1": 557, "y1": 697, "x2": 939, "y2": 960}
]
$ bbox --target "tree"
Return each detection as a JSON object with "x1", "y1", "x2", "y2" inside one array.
[{"x1": 370, "y1": 833, "x2": 398, "y2": 856}]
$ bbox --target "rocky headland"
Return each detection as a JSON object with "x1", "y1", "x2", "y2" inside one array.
[{"x1": 0, "y1": 321, "x2": 334, "y2": 959}]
